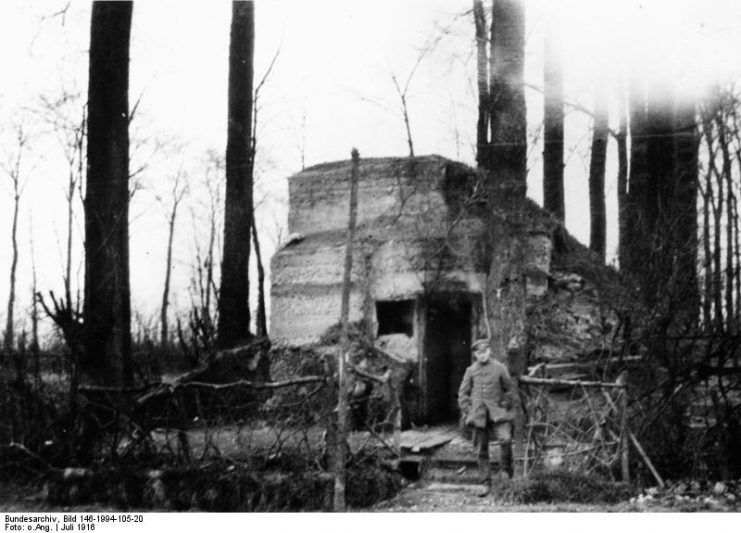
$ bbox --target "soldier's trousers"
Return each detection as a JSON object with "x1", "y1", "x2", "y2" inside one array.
[{"x1": 473, "y1": 420, "x2": 513, "y2": 482}]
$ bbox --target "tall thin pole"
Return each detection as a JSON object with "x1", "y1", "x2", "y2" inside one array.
[
  {"x1": 620, "y1": 387, "x2": 630, "y2": 483},
  {"x1": 335, "y1": 148, "x2": 360, "y2": 512}
]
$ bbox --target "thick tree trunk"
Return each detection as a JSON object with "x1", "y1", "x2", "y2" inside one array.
[
  {"x1": 673, "y1": 99, "x2": 699, "y2": 322},
  {"x1": 487, "y1": 0, "x2": 527, "y2": 197},
  {"x1": 645, "y1": 84, "x2": 676, "y2": 305},
  {"x1": 625, "y1": 78, "x2": 649, "y2": 282},
  {"x1": 543, "y1": 14, "x2": 564, "y2": 221},
  {"x1": 218, "y1": 1, "x2": 255, "y2": 349},
  {"x1": 589, "y1": 87, "x2": 609, "y2": 260},
  {"x1": 482, "y1": 0, "x2": 528, "y2": 478},
  {"x1": 84, "y1": 1, "x2": 133, "y2": 386}
]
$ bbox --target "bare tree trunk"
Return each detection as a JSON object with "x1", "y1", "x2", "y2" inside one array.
[
  {"x1": 160, "y1": 182, "x2": 184, "y2": 347},
  {"x1": 251, "y1": 213, "x2": 267, "y2": 338},
  {"x1": 733, "y1": 193, "x2": 740, "y2": 325},
  {"x1": 487, "y1": 0, "x2": 527, "y2": 196},
  {"x1": 734, "y1": 129, "x2": 741, "y2": 323},
  {"x1": 617, "y1": 91, "x2": 629, "y2": 270},
  {"x1": 543, "y1": 11, "x2": 564, "y2": 221},
  {"x1": 65, "y1": 169, "x2": 74, "y2": 309},
  {"x1": 717, "y1": 111, "x2": 735, "y2": 332},
  {"x1": 84, "y1": 1, "x2": 133, "y2": 386},
  {"x1": 473, "y1": 0, "x2": 489, "y2": 169},
  {"x1": 702, "y1": 154, "x2": 714, "y2": 328},
  {"x1": 29, "y1": 214, "x2": 40, "y2": 384},
  {"x1": 644, "y1": 83, "x2": 675, "y2": 308},
  {"x1": 701, "y1": 115, "x2": 717, "y2": 328},
  {"x1": 483, "y1": 0, "x2": 528, "y2": 478},
  {"x1": 65, "y1": 107, "x2": 85, "y2": 312},
  {"x1": 206, "y1": 207, "x2": 216, "y2": 318},
  {"x1": 334, "y1": 148, "x2": 360, "y2": 512},
  {"x1": 2, "y1": 125, "x2": 28, "y2": 355},
  {"x1": 203, "y1": 160, "x2": 220, "y2": 323},
  {"x1": 713, "y1": 128, "x2": 725, "y2": 330},
  {"x1": 703, "y1": 184, "x2": 713, "y2": 328},
  {"x1": 160, "y1": 209, "x2": 175, "y2": 347},
  {"x1": 673, "y1": 98, "x2": 699, "y2": 322},
  {"x1": 4, "y1": 178, "x2": 19, "y2": 354},
  {"x1": 218, "y1": 1, "x2": 255, "y2": 348},
  {"x1": 250, "y1": 60, "x2": 272, "y2": 340},
  {"x1": 589, "y1": 86, "x2": 609, "y2": 260}
]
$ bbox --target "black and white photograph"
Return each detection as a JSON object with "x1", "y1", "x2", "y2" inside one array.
[{"x1": 1, "y1": 0, "x2": 741, "y2": 520}]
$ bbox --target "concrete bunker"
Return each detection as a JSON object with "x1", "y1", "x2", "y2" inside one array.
[{"x1": 270, "y1": 155, "x2": 555, "y2": 425}]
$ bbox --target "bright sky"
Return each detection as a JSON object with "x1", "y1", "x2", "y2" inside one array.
[{"x1": 2, "y1": 0, "x2": 741, "y2": 342}]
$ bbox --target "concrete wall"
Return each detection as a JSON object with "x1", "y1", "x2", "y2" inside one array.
[
  {"x1": 287, "y1": 156, "x2": 449, "y2": 235},
  {"x1": 270, "y1": 233, "x2": 487, "y2": 347},
  {"x1": 270, "y1": 284, "x2": 365, "y2": 347}
]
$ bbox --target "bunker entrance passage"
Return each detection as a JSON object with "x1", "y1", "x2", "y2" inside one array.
[{"x1": 423, "y1": 297, "x2": 473, "y2": 424}]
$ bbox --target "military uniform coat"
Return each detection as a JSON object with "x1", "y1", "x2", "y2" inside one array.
[{"x1": 458, "y1": 359, "x2": 513, "y2": 428}]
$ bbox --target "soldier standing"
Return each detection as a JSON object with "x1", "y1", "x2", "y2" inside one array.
[{"x1": 458, "y1": 338, "x2": 514, "y2": 496}]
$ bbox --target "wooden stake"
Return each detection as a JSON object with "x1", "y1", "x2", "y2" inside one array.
[
  {"x1": 335, "y1": 148, "x2": 360, "y2": 512},
  {"x1": 620, "y1": 388, "x2": 630, "y2": 483},
  {"x1": 629, "y1": 430, "x2": 665, "y2": 488}
]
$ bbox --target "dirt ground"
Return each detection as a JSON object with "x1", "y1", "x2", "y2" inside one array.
[
  {"x1": 371, "y1": 479, "x2": 741, "y2": 512},
  {"x1": 0, "y1": 485, "x2": 626, "y2": 513},
  {"x1": 372, "y1": 483, "x2": 630, "y2": 512},
  {"x1": 2, "y1": 481, "x2": 736, "y2": 513}
]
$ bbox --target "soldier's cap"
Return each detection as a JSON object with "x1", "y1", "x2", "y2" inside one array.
[{"x1": 471, "y1": 339, "x2": 490, "y2": 352}]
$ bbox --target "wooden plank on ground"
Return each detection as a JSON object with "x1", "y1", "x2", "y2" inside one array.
[{"x1": 401, "y1": 428, "x2": 456, "y2": 452}]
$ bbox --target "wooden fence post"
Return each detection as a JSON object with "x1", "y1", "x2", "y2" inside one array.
[
  {"x1": 620, "y1": 386, "x2": 630, "y2": 483},
  {"x1": 334, "y1": 148, "x2": 360, "y2": 512}
]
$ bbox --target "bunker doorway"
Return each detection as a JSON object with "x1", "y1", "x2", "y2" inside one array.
[{"x1": 423, "y1": 298, "x2": 472, "y2": 424}]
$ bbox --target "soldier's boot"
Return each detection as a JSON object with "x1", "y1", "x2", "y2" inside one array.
[
  {"x1": 500, "y1": 442, "x2": 514, "y2": 479},
  {"x1": 476, "y1": 457, "x2": 492, "y2": 497}
]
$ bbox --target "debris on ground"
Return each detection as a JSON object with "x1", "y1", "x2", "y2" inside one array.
[{"x1": 627, "y1": 479, "x2": 741, "y2": 512}]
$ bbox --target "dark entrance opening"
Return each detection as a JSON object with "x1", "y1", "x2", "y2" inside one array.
[{"x1": 423, "y1": 297, "x2": 472, "y2": 424}]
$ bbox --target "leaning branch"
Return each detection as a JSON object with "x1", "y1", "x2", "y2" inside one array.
[
  {"x1": 526, "y1": 356, "x2": 645, "y2": 376},
  {"x1": 170, "y1": 375, "x2": 326, "y2": 392},
  {"x1": 77, "y1": 375, "x2": 327, "y2": 398}
]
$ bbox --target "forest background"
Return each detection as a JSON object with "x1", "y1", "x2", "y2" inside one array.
[{"x1": 1, "y1": 0, "x2": 739, "y2": 345}]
